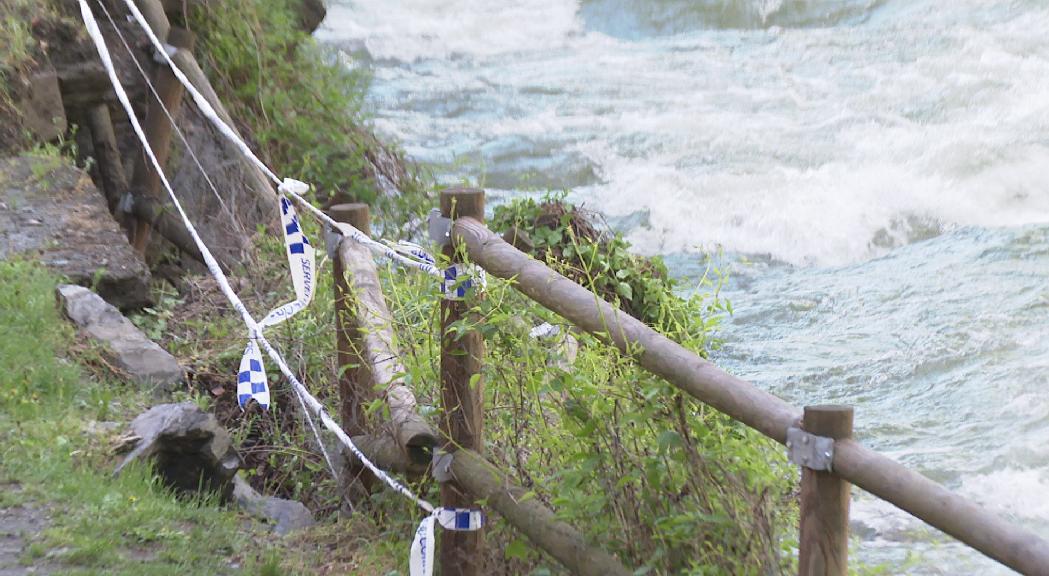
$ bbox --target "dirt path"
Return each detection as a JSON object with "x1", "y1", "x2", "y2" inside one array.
[{"x1": 0, "y1": 483, "x2": 55, "y2": 576}]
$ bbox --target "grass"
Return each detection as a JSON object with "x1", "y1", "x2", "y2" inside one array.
[
  {"x1": 0, "y1": 0, "x2": 48, "y2": 152},
  {"x1": 0, "y1": 259, "x2": 344, "y2": 575}
]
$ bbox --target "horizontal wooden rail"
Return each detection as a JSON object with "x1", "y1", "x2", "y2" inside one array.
[
  {"x1": 331, "y1": 219, "x2": 438, "y2": 465},
  {"x1": 452, "y1": 216, "x2": 1049, "y2": 576},
  {"x1": 448, "y1": 449, "x2": 631, "y2": 576}
]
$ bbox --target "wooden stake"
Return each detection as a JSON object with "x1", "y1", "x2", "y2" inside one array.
[
  {"x1": 439, "y1": 187, "x2": 485, "y2": 576},
  {"x1": 799, "y1": 405, "x2": 853, "y2": 576},
  {"x1": 329, "y1": 203, "x2": 373, "y2": 437},
  {"x1": 129, "y1": 26, "x2": 193, "y2": 254},
  {"x1": 84, "y1": 103, "x2": 128, "y2": 220}
]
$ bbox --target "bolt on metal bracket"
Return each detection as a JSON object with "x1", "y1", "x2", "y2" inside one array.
[
  {"x1": 428, "y1": 208, "x2": 452, "y2": 246},
  {"x1": 786, "y1": 426, "x2": 835, "y2": 472},
  {"x1": 432, "y1": 448, "x2": 454, "y2": 483}
]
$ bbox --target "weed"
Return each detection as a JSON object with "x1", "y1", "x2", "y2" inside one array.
[{"x1": 0, "y1": 260, "x2": 274, "y2": 575}]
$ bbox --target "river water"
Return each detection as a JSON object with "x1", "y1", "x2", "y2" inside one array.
[{"x1": 318, "y1": 1, "x2": 1049, "y2": 573}]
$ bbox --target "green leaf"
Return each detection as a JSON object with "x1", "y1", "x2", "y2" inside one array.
[
  {"x1": 616, "y1": 281, "x2": 633, "y2": 301},
  {"x1": 657, "y1": 430, "x2": 683, "y2": 452},
  {"x1": 505, "y1": 538, "x2": 530, "y2": 560}
]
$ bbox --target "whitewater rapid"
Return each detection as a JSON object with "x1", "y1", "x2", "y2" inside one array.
[{"x1": 319, "y1": 1, "x2": 1049, "y2": 573}]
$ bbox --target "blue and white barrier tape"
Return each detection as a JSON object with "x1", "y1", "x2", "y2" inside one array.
[
  {"x1": 84, "y1": 4, "x2": 482, "y2": 573},
  {"x1": 238, "y1": 184, "x2": 318, "y2": 409},
  {"x1": 411, "y1": 507, "x2": 486, "y2": 575},
  {"x1": 442, "y1": 263, "x2": 487, "y2": 301}
]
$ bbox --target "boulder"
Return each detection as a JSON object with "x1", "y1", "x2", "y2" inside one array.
[
  {"x1": 0, "y1": 156, "x2": 151, "y2": 309},
  {"x1": 57, "y1": 284, "x2": 185, "y2": 392},
  {"x1": 232, "y1": 475, "x2": 315, "y2": 535},
  {"x1": 17, "y1": 70, "x2": 67, "y2": 142},
  {"x1": 116, "y1": 403, "x2": 241, "y2": 500},
  {"x1": 295, "y1": 0, "x2": 326, "y2": 34}
]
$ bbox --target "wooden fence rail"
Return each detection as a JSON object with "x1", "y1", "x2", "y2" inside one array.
[
  {"x1": 329, "y1": 204, "x2": 437, "y2": 464},
  {"x1": 84, "y1": 3, "x2": 1049, "y2": 568},
  {"x1": 450, "y1": 212, "x2": 1049, "y2": 576}
]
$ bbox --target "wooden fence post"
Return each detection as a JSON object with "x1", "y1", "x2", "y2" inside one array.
[
  {"x1": 329, "y1": 203, "x2": 373, "y2": 437},
  {"x1": 798, "y1": 405, "x2": 853, "y2": 576},
  {"x1": 84, "y1": 103, "x2": 129, "y2": 221},
  {"x1": 439, "y1": 188, "x2": 485, "y2": 576},
  {"x1": 129, "y1": 26, "x2": 193, "y2": 254},
  {"x1": 328, "y1": 203, "x2": 376, "y2": 501}
]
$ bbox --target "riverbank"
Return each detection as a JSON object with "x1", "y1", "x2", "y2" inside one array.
[
  {"x1": 0, "y1": 0, "x2": 803, "y2": 573},
  {"x1": 322, "y1": 0, "x2": 1049, "y2": 572}
]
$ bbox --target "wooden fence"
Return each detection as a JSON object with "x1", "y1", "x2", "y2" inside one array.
[
  {"x1": 331, "y1": 187, "x2": 1049, "y2": 576},
  {"x1": 73, "y1": 2, "x2": 1049, "y2": 570}
]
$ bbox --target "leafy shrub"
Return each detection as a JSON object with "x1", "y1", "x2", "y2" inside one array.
[
  {"x1": 188, "y1": 0, "x2": 378, "y2": 206},
  {"x1": 381, "y1": 194, "x2": 796, "y2": 574},
  {"x1": 490, "y1": 193, "x2": 728, "y2": 348}
]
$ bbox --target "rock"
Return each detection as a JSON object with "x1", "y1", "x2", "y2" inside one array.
[
  {"x1": 0, "y1": 156, "x2": 151, "y2": 309},
  {"x1": 232, "y1": 475, "x2": 315, "y2": 535},
  {"x1": 115, "y1": 403, "x2": 241, "y2": 500},
  {"x1": 56, "y1": 284, "x2": 184, "y2": 392},
  {"x1": 17, "y1": 70, "x2": 67, "y2": 142},
  {"x1": 294, "y1": 0, "x2": 326, "y2": 34}
]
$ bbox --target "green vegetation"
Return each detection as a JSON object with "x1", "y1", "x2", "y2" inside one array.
[
  {"x1": 0, "y1": 4, "x2": 34, "y2": 78},
  {"x1": 389, "y1": 195, "x2": 795, "y2": 574},
  {"x1": 0, "y1": 0, "x2": 45, "y2": 152},
  {"x1": 0, "y1": 261, "x2": 244, "y2": 574},
  {"x1": 0, "y1": 0, "x2": 797, "y2": 572},
  {"x1": 186, "y1": 0, "x2": 426, "y2": 211}
]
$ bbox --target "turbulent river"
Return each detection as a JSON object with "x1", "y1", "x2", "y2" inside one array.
[{"x1": 318, "y1": 1, "x2": 1049, "y2": 572}]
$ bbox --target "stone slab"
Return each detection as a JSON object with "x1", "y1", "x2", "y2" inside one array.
[
  {"x1": 1, "y1": 155, "x2": 151, "y2": 309},
  {"x1": 232, "y1": 475, "x2": 315, "y2": 535},
  {"x1": 57, "y1": 284, "x2": 184, "y2": 392},
  {"x1": 18, "y1": 71, "x2": 67, "y2": 142}
]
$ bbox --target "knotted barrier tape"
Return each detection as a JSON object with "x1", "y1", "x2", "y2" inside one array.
[
  {"x1": 82, "y1": 3, "x2": 482, "y2": 571},
  {"x1": 411, "y1": 507, "x2": 486, "y2": 575},
  {"x1": 441, "y1": 263, "x2": 487, "y2": 300},
  {"x1": 238, "y1": 184, "x2": 317, "y2": 409}
]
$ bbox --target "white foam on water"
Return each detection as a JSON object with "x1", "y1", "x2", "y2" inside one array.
[
  {"x1": 317, "y1": 0, "x2": 581, "y2": 61},
  {"x1": 959, "y1": 468, "x2": 1049, "y2": 520},
  {"x1": 322, "y1": 3, "x2": 1049, "y2": 568},
  {"x1": 325, "y1": 0, "x2": 1049, "y2": 265},
  {"x1": 572, "y1": 5, "x2": 1049, "y2": 265}
]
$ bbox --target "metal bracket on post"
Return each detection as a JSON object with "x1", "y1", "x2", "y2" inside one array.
[
  {"x1": 432, "y1": 448, "x2": 455, "y2": 483},
  {"x1": 324, "y1": 224, "x2": 343, "y2": 260},
  {"x1": 786, "y1": 426, "x2": 835, "y2": 472},
  {"x1": 152, "y1": 43, "x2": 178, "y2": 63},
  {"x1": 428, "y1": 208, "x2": 452, "y2": 247}
]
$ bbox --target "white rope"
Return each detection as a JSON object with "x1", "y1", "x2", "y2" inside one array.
[
  {"x1": 81, "y1": 8, "x2": 482, "y2": 572},
  {"x1": 79, "y1": 0, "x2": 433, "y2": 513},
  {"x1": 95, "y1": 1, "x2": 232, "y2": 220},
  {"x1": 93, "y1": 1, "x2": 336, "y2": 476},
  {"x1": 119, "y1": 0, "x2": 444, "y2": 279}
]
